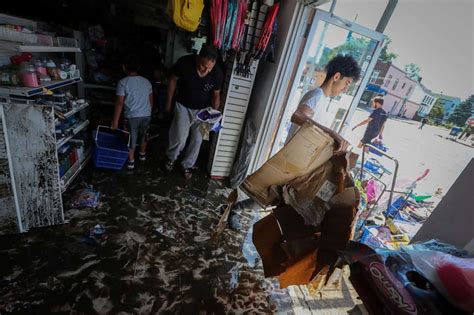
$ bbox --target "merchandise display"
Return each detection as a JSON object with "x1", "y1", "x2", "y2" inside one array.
[{"x1": 343, "y1": 241, "x2": 473, "y2": 314}]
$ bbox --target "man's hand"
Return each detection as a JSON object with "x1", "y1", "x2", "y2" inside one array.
[
  {"x1": 334, "y1": 138, "x2": 349, "y2": 156},
  {"x1": 111, "y1": 120, "x2": 119, "y2": 130}
]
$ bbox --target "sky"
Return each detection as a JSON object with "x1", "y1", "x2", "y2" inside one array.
[{"x1": 318, "y1": 0, "x2": 474, "y2": 100}]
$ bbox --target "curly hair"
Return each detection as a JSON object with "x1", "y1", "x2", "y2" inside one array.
[{"x1": 323, "y1": 54, "x2": 361, "y2": 85}]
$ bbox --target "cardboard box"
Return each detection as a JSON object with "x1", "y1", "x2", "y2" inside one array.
[{"x1": 241, "y1": 121, "x2": 335, "y2": 205}]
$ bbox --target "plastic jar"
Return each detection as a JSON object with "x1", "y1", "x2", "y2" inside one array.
[
  {"x1": 46, "y1": 60, "x2": 60, "y2": 80},
  {"x1": 10, "y1": 67, "x2": 20, "y2": 86},
  {"x1": 34, "y1": 59, "x2": 48, "y2": 76},
  {"x1": 0, "y1": 67, "x2": 11, "y2": 85},
  {"x1": 20, "y1": 62, "x2": 39, "y2": 87}
]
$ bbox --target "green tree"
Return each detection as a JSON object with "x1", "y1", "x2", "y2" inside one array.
[
  {"x1": 448, "y1": 95, "x2": 474, "y2": 126},
  {"x1": 405, "y1": 63, "x2": 421, "y2": 81},
  {"x1": 379, "y1": 36, "x2": 398, "y2": 62},
  {"x1": 327, "y1": 37, "x2": 370, "y2": 63},
  {"x1": 428, "y1": 101, "x2": 445, "y2": 120}
]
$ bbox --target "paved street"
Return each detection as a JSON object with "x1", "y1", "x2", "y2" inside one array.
[{"x1": 345, "y1": 109, "x2": 474, "y2": 196}]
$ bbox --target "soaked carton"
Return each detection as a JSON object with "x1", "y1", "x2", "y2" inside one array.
[{"x1": 241, "y1": 121, "x2": 335, "y2": 206}]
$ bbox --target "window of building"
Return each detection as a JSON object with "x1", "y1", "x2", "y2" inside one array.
[
  {"x1": 401, "y1": 82, "x2": 406, "y2": 89},
  {"x1": 406, "y1": 86, "x2": 413, "y2": 96},
  {"x1": 392, "y1": 78, "x2": 399, "y2": 90},
  {"x1": 370, "y1": 70, "x2": 380, "y2": 84},
  {"x1": 384, "y1": 75, "x2": 392, "y2": 87}
]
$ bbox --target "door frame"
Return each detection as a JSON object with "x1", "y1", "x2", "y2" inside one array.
[{"x1": 250, "y1": 9, "x2": 385, "y2": 171}]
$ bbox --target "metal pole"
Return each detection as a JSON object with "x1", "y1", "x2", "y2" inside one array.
[
  {"x1": 361, "y1": 143, "x2": 399, "y2": 212},
  {"x1": 329, "y1": 0, "x2": 337, "y2": 14},
  {"x1": 376, "y1": 0, "x2": 398, "y2": 33}
]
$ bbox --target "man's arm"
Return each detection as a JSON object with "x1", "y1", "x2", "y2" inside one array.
[
  {"x1": 290, "y1": 104, "x2": 348, "y2": 155},
  {"x1": 211, "y1": 90, "x2": 221, "y2": 110},
  {"x1": 165, "y1": 75, "x2": 178, "y2": 112},
  {"x1": 290, "y1": 104, "x2": 315, "y2": 126},
  {"x1": 149, "y1": 93, "x2": 154, "y2": 109},
  {"x1": 352, "y1": 118, "x2": 372, "y2": 131},
  {"x1": 111, "y1": 95, "x2": 124, "y2": 129}
]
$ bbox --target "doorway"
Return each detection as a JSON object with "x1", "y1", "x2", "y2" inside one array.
[{"x1": 269, "y1": 10, "x2": 385, "y2": 156}]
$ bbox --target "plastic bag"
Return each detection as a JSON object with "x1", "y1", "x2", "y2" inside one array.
[
  {"x1": 196, "y1": 107, "x2": 222, "y2": 123},
  {"x1": 406, "y1": 249, "x2": 474, "y2": 313},
  {"x1": 342, "y1": 241, "x2": 470, "y2": 314}
]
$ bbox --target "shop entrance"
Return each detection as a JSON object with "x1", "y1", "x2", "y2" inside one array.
[{"x1": 269, "y1": 10, "x2": 384, "y2": 156}]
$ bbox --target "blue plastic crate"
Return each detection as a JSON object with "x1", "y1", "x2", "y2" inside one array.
[
  {"x1": 369, "y1": 142, "x2": 388, "y2": 156},
  {"x1": 363, "y1": 158, "x2": 382, "y2": 174},
  {"x1": 92, "y1": 126, "x2": 130, "y2": 170}
]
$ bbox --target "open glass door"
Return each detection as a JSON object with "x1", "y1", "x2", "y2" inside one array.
[{"x1": 270, "y1": 10, "x2": 385, "y2": 155}]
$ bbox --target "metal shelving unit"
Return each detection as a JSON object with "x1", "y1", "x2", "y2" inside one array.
[
  {"x1": 0, "y1": 41, "x2": 81, "y2": 53},
  {"x1": 83, "y1": 83, "x2": 115, "y2": 91},
  {"x1": 18, "y1": 46, "x2": 81, "y2": 53},
  {"x1": 0, "y1": 18, "x2": 89, "y2": 234},
  {"x1": 60, "y1": 148, "x2": 92, "y2": 193},
  {"x1": 0, "y1": 77, "x2": 82, "y2": 97},
  {"x1": 55, "y1": 102, "x2": 90, "y2": 119},
  {"x1": 56, "y1": 120, "x2": 90, "y2": 148}
]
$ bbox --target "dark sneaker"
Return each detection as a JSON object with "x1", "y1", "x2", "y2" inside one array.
[
  {"x1": 127, "y1": 160, "x2": 135, "y2": 170},
  {"x1": 138, "y1": 152, "x2": 146, "y2": 162},
  {"x1": 162, "y1": 159, "x2": 174, "y2": 173}
]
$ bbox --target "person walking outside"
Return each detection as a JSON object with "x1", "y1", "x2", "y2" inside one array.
[
  {"x1": 419, "y1": 117, "x2": 428, "y2": 130},
  {"x1": 163, "y1": 45, "x2": 223, "y2": 179},
  {"x1": 352, "y1": 96, "x2": 387, "y2": 149}
]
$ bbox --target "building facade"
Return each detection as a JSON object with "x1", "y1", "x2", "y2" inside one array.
[
  {"x1": 432, "y1": 93, "x2": 462, "y2": 121},
  {"x1": 409, "y1": 83, "x2": 438, "y2": 119},
  {"x1": 360, "y1": 60, "x2": 419, "y2": 119}
]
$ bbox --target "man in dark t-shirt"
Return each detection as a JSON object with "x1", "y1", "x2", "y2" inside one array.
[
  {"x1": 163, "y1": 45, "x2": 223, "y2": 179},
  {"x1": 352, "y1": 97, "x2": 388, "y2": 149}
]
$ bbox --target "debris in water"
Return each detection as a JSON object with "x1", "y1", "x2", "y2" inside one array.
[
  {"x1": 71, "y1": 187, "x2": 101, "y2": 208},
  {"x1": 81, "y1": 224, "x2": 107, "y2": 246},
  {"x1": 155, "y1": 226, "x2": 177, "y2": 240}
]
